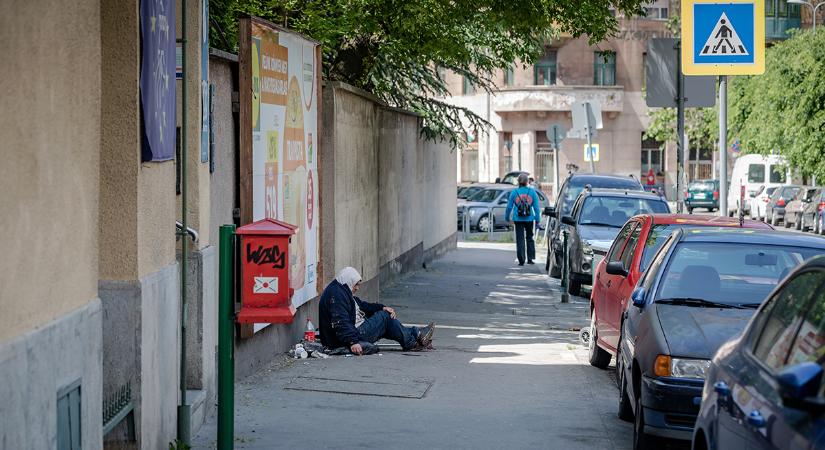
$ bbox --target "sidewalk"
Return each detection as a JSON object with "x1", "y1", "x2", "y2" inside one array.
[{"x1": 192, "y1": 241, "x2": 632, "y2": 449}]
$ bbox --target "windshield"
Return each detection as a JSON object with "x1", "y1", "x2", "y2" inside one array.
[
  {"x1": 468, "y1": 189, "x2": 502, "y2": 203},
  {"x1": 777, "y1": 186, "x2": 801, "y2": 199},
  {"x1": 459, "y1": 186, "x2": 483, "y2": 199},
  {"x1": 655, "y1": 242, "x2": 822, "y2": 306},
  {"x1": 560, "y1": 178, "x2": 642, "y2": 215},
  {"x1": 748, "y1": 164, "x2": 765, "y2": 183},
  {"x1": 578, "y1": 196, "x2": 668, "y2": 227},
  {"x1": 765, "y1": 187, "x2": 777, "y2": 196}
]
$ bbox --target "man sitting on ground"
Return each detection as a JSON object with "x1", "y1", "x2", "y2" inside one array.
[{"x1": 319, "y1": 267, "x2": 434, "y2": 354}]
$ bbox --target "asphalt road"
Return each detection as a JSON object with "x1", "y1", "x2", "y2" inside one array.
[{"x1": 193, "y1": 242, "x2": 641, "y2": 449}]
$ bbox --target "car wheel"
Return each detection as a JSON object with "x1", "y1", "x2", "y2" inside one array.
[
  {"x1": 771, "y1": 213, "x2": 779, "y2": 227},
  {"x1": 633, "y1": 392, "x2": 660, "y2": 450},
  {"x1": 795, "y1": 214, "x2": 803, "y2": 230},
  {"x1": 687, "y1": 207, "x2": 693, "y2": 214},
  {"x1": 617, "y1": 342, "x2": 633, "y2": 421},
  {"x1": 588, "y1": 312, "x2": 611, "y2": 369},
  {"x1": 568, "y1": 277, "x2": 582, "y2": 297},
  {"x1": 784, "y1": 216, "x2": 792, "y2": 228},
  {"x1": 477, "y1": 215, "x2": 491, "y2": 232},
  {"x1": 549, "y1": 247, "x2": 561, "y2": 278}
]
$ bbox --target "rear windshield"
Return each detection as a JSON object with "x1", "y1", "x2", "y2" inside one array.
[
  {"x1": 765, "y1": 187, "x2": 777, "y2": 196},
  {"x1": 689, "y1": 181, "x2": 715, "y2": 190},
  {"x1": 769, "y1": 165, "x2": 786, "y2": 183},
  {"x1": 655, "y1": 242, "x2": 821, "y2": 305},
  {"x1": 778, "y1": 186, "x2": 801, "y2": 199},
  {"x1": 748, "y1": 164, "x2": 765, "y2": 183},
  {"x1": 560, "y1": 177, "x2": 641, "y2": 215},
  {"x1": 579, "y1": 196, "x2": 669, "y2": 228},
  {"x1": 468, "y1": 189, "x2": 502, "y2": 203}
]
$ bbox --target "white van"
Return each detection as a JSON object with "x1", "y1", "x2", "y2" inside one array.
[{"x1": 727, "y1": 154, "x2": 789, "y2": 215}]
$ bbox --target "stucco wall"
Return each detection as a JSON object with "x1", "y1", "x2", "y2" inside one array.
[
  {"x1": 0, "y1": 0, "x2": 101, "y2": 342},
  {"x1": 321, "y1": 82, "x2": 457, "y2": 296}
]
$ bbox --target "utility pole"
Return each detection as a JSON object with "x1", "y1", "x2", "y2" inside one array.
[
  {"x1": 585, "y1": 102, "x2": 595, "y2": 173},
  {"x1": 676, "y1": 40, "x2": 686, "y2": 213},
  {"x1": 719, "y1": 75, "x2": 728, "y2": 216}
]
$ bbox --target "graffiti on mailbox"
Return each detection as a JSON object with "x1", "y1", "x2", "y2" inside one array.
[{"x1": 246, "y1": 243, "x2": 286, "y2": 269}]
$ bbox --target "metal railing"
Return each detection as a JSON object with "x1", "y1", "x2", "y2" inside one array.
[
  {"x1": 460, "y1": 205, "x2": 511, "y2": 240},
  {"x1": 102, "y1": 382, "x2": 135, "y2": 438}
]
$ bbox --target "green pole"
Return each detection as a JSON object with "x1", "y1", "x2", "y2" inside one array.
[
  {"x1": 217, "y1": 225, "x2": 236, "y2": 450},
  {"x1": 561, "y1": 229, "x2": 569, "y2": 303}
]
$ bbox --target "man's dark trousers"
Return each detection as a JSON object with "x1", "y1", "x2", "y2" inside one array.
[
  {"x1": 514, "y1": 221, "x2": 536, "y2": 264},
  {"x1": 357, "y1": 311, "x2": 419, "y2": 350}
]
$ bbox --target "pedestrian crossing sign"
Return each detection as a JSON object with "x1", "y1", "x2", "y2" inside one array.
[
  {"x1": 584, "y1": 143, "x2": 599, "y2": 162},
  {"x1": 681, "y1": 0, "x2": 764, "y2": 75}
]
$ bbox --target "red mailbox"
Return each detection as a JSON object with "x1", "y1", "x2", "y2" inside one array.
[{"x1": 236, "y1": 218, "x2": 298, "y2": 324}]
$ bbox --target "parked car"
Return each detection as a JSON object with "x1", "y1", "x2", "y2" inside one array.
[
  {"x1": 765, "y1": 185, "x2": 802, "y2": 226},
  {"x1": 727, "y1": 154, "x2": 789, "y2": 217},
  {"x1": 458, "y1": 186, "x2": 549, "y2": 232},
  {"x1": 748, "y1": 185, "x2": 777, "y2": 221},
  {"x1": 617, "y1": 228, "x2": 825, "y2": 449},
  {"x1": 693, "y1": 255, "x2": 825, "y2": 450},
  {"x1": 588, "y1": 214, "x2": 772, "y2": 369},
  {"x1": 547, "y1": 173, "x2": 644, "y2": 278},
  {"x1": 458, "y1": 184, "x2": 487, "y2": 201},
  {"x1": 785, "y1": 187, "x2": 820, "y2": 231},
  {"x1": 809, "y1": 189, "x2": 825, "y2": 235},
  {"x1": 558, "y1": 188, "x2": 668, "y2": 296},
  {"x1": 496, "y1": 171, "x2": 529, "y2": 185},
  {"x1": 685, "y1": 179, "x2": 719, "y2": 213}
]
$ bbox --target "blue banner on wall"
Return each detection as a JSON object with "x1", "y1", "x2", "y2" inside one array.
[{"x1": 140, "y1": 0, "x2": 176, "y2": 162}]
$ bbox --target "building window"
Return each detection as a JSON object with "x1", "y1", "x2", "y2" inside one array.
[
  {"x1": 594, "y1": 51, "x2": 616, "y2": 86},
  {"x1": 534, "y1": 131, "x2": 555, "y2": 195},
  {"x1": 688, "y1": 147, "x2": 714, "y2": 181},
  {"x1": 462, "y1": 75, "x2": 475, "y2": 95},
  {"x1": 499, "y1": 132, "x2": 513, "y2": 177},
  {"x1": 643, "y1": 6, "x2": 668, "y2": 19},
  {"x1": 641, "y1": 136, "x2": 663, "y2": 182},
  {"x1": 503, "y1": 67, "x2": 514, "y2": 87},
  {"x1": 461, "y1": 130, "x2": 479, "y2": 182},
  {"x1": 57, "y1": 380, "x2": 82, "y2": 450},
  {"x1": 534, "y1": 50, "x2": 557, "y2": 86}
]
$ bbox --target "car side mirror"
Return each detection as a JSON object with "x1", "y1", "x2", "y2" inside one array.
[
  {"x1": 544, "y1": 206, "x2": 555, "y2": 216},
  {"x1": 494, "y1": 177, "x2": 501, "y2": 183},
  {"x1": 561, "y1": 215, "x2": 576, "y2": 226},
  {"x1": 777, "y1": 362, "x2": 825, "y2": 413},
  {"x1": 631, "y1": 287, "x2": 647, "y2": 308},
  {"x1": 606, "y1": 261, "x2": 628, "y2": 277}
]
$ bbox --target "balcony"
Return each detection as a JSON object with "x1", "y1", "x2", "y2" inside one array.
[{"x1": 492, "y1": 86, "x2": 624, "y2": 114}]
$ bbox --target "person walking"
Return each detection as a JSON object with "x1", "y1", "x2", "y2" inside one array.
[{"x1": 505, "y1": 174, "x2": 541, "y2": 265}]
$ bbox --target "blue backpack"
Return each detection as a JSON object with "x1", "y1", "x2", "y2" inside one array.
[{"x1": 515, "y1": 189, "x2": 533, "y2": 218}]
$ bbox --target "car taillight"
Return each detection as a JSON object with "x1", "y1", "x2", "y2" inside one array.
[
  {"x1": 818, "y1": 201, "x2": 825, "y2": 212},
  {"x1": 777, "y1": 198, "x2": 786, "y2": 207},
  {"x1": 685, "y1": 191, "x2": 691, "y2": 199},
  {"x1": 713, "y1": 190, "x2": 719, "y2": 200}
]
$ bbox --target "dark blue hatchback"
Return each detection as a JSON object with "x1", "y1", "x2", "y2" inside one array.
[
  {"x1": 616, "y1": 229, "x2": 825, "y2": 449},
  {"x1": 693, "y1": 255, "x2": 825, "y2": 450}
]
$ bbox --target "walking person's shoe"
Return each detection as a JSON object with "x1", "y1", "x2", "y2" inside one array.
[
  {"x1": 527, "y1": 260, "x2": 535, "y2": 264},
  {"x1": 417, "y1": 322, "x2": 435, "y2": 346}
]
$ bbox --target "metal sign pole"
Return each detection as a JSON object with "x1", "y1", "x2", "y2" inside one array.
[
  {"x1": 585, "y1": 103, "x2": 595, "y2": 173},
  {"x1": 217, "y1": 224, "x2": 236, "y2": 450},
  {"x1": 676, "y1": 40, "x2": 685, "y2": 213},
  {"x1": 719, "y1": 75, "x2": 728, "y2": 216}
]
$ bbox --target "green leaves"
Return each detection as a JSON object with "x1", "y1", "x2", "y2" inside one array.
[
  {"x1": 729, "y1": 29, "x2": 825, "y2": 180},
  {"x1": 211, "y1": 0, "x2": 646, "y2": 147}
]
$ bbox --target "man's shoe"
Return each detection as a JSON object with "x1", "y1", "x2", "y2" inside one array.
[
  {"x1": 518, "y1": 262, "x2": 525, "y2": 266},
  {"x1": 417, "y1": 322, "x2": 435, "y2": 346},
  {"x1": 527, "y1": 260, "x2": 535, "y2": 265}
]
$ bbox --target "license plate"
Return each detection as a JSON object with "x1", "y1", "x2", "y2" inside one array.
[{"x1": 694, "y1": 193, "x2": 706, "y2": 199}]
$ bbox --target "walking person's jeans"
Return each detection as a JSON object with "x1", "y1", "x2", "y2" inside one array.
[
  {"x1": 514, "y1": 221, "x2": 536, "y2": 264},
  {"x1": 357, "y1": 311, "x2": 419, "y2": 350}
]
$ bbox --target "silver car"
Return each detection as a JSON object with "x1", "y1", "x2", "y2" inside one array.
[{"x1": 458, "y1": 186, "x2": 549, "y2": 232}]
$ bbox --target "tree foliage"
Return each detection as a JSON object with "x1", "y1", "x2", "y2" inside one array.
[
  {"x1": 729, "y1": 29, "x2": 825, "y2": 179},
  {"x1": 210, "y1": 0, "x2": 646, "y2": 147}
]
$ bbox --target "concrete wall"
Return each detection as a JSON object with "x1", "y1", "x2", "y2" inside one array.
[
  {"x1": 0, "y1": 0, "x2": 103, "y2": 448},
  {"x1": 322, "y1": 82, "x2": 458, "y2": 299}
]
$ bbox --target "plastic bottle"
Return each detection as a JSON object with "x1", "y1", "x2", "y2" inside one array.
[{"x1": 304, "y1": 318, "x2": 316, "y2": 342}]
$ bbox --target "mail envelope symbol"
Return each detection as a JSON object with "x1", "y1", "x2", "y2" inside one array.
[{"x1": 253, "y1": 276, "x2": 278, "y2": 294}]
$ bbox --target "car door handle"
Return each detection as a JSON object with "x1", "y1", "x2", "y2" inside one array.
[
  {"x1": 747, "y1": 410, "x2": 766, "y2": 428},
  {"x1": 714, "y1": 381, "x2": 730, "y2": 397},
  {"x1": 606, "y1": 280, "x2": 612, "y2": 288}
]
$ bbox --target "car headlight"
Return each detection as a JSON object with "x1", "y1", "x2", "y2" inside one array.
[
  {"x1": 582, "y1": 241, "x2": 593, "y2": 256},
  {"x1": 671, "y1": 357, "x2": 711, "y2": 379}
]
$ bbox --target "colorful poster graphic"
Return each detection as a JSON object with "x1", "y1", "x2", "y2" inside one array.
[
  {"x1": 139, "y1": 0, "x2": 176, "y2": 161},
  {"x1": 200, "y1": 0, "x2": 209, "y2": 163},
  {"x1": 250, "y1": 21, "x2": 319, "y2": 308}
]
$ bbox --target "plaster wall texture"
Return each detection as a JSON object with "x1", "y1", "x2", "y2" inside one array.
[
  {"x1": 0, "y1": 0, "x2": 101, "y2": 342},
  {"x1": 0, "y1": 300, "x2": 103, "y2": 450},
  {"x1": 208, "y1": 54, "x2": 237, "y2": 247}
]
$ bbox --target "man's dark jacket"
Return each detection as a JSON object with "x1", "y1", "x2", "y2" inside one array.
[{"x1": 318, "y1": 279, "x2": 384, "y2": 349}]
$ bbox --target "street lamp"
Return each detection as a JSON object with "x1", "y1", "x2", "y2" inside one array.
[{"x1": 788, "y1": 0, "x2": 825, "y2": 31}]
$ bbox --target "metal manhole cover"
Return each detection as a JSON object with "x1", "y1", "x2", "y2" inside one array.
[{"x1": 284, "y1": 376, "x2": 432, "y2": 399}]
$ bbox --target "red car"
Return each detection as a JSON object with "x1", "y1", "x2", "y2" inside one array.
[{"x1": 587, "y1": 214, "x2": 773, "y2": 369}]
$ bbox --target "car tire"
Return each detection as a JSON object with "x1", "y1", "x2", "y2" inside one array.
[
  {"x1": 687, "y1": 207, "x2": 693, "y2": 214},
  {"x1": 617, "y1": 342, "x2": 633, "y2": 422},
  {"x1": 633, "y1": 393, "x2": 660, "y2": 450},
  {"x1": 588, "y1": 312, "x2": 611, "y2": 369},
  {"x1": 549, "y1": 248, "x2": 561, "y2": 278},
  {"x1": 568, "y1": 278, "x2": 582, "y2": 297},
  {"x1": 477, "y1": 215, "x2": 491, "y2": 232},
  {"x1": 784, "y1": 216, "x2": 792, "y2": 228},
  {"x1": 795, "y1": 214, "x2": 803, "y2": 230},
  {"x1": 771, "y1": 213, "x2": 779, "y2": 227}
]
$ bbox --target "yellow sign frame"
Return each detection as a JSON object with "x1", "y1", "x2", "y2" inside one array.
[{"x1": 681, "y1": 0, "x2": 765, "y2": 75}]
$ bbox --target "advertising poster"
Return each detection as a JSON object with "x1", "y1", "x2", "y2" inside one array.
[
  {"x1": 241, "y1": 18, "x2": 320, "y2": 310},
  {"x1": 139, "y1": 0, "x2": 176, "y2": 161}
]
